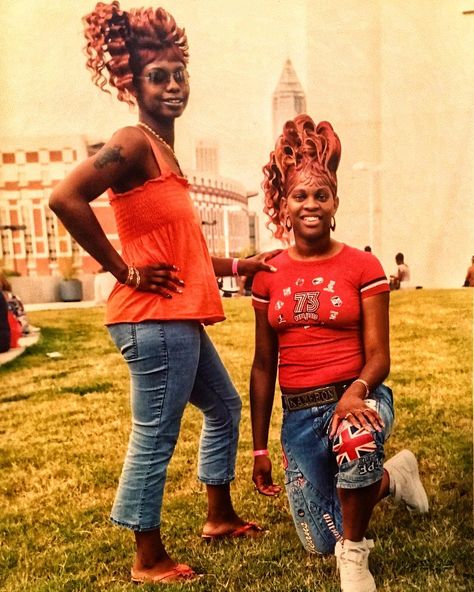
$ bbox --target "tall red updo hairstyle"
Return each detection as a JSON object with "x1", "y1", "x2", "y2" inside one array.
[
  {"x1": 262, "y1": 114, "x2": 341, "y2": 242},
  {"x1": 83, "y1": 1, "x2": 189, "y2": 106}
]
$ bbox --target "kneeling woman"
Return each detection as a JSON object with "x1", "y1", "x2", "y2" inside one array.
[{"x1": 249, "y1": 115, "x2": 428, "y2": 592}]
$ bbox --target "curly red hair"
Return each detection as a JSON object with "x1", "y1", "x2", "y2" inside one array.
[
  {"x1": 262, "y1": 114, "x2": 341, "y2": 242},
  {"x1": 83, "y1": 1, "x2": 189, "y2": 105}
]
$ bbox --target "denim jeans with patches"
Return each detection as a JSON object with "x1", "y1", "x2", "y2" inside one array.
[
  {"x1": 281, "y1": 384, "x2": 394, "y2": 554},
  {"x1": 107, "y1": 320, "x2": 242, "y2": 531}
]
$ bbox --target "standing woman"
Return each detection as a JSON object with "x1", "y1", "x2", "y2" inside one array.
[
  {"x1": 249, "y1": 115, "x2": 428, "y2": 592},
  {"x1": 50, "y1": 2, "x2": 275, "y2": 584}
]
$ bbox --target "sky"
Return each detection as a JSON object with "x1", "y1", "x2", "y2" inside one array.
[
  {"x1": 0, "y1": 0, "x2": 473, "y2": 288},
  {"x1": 0, "y1": 0, "x2": 305, "y2": 189}
]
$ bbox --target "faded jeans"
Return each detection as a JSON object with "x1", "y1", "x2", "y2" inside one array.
[
  {"x1": 108, "y1": 320, "x2": 242, "y2": 531},
  {"x1": 281, "y1": 384, "x2": 394, "y2": 554}
]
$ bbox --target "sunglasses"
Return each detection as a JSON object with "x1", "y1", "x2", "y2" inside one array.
[{"x1": 138, "y1": 67, "x2": 189, "y2": 86}]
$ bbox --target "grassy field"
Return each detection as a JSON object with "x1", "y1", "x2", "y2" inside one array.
[{"x1": 0, "y1": 290, "x2": 472, "y2": 591}]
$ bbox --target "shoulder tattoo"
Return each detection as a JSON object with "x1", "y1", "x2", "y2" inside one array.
[{"x1": 94, "y1": 145, "x2": 126, "y2": 169}]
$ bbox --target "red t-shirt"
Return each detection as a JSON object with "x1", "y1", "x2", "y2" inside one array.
[{"x1": 252, "y1": 245, "x2": 389, "y2": 389}]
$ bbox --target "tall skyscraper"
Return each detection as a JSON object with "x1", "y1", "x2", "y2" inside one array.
[{"x1": 272, "y1": 59, "x2": 307, "y2": 139}]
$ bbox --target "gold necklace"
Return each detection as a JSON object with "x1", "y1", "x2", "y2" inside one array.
[{"x1": 137, "y1": 122, "x2": 182, "y2": 171}]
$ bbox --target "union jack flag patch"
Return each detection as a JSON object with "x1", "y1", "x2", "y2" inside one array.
[{"x1": 333, "y1": 425, "x2": 376, "y2": 466}]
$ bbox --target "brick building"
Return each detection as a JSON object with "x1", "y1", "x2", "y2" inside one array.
[{"x1": 0, "y1": 135, "x2": 258, "y2": 279}]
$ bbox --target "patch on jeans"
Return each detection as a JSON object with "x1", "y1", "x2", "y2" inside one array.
[
  {"x1": 289, "y1": 476, "x2": 306, "y2": 492},
  {"x1": 299, "y1": 520, "x2": 317, "y2": 554},
  {"x1": 323, "y1": 512, "x2": 343, "y2": 541},
  {"x1": 357, "y1": 452, "x2": 382, "y2": 476},
  {"x1": 333, "y1": 424, "x2": 376, "y2": 466}
]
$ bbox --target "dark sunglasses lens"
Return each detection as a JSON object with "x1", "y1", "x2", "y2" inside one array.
[
  {"x1": 147, "y1": 69, "x2": 169, "y2": 85},
  {"x1": 174, "y1": 69, "x2": 188, "y2": 83}
]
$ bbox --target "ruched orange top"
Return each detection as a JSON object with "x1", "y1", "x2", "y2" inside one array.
[{"x1": 105, "y1": 129, "x2": 225, "y2": 325}]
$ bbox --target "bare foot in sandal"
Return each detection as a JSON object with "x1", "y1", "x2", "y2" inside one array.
[
  {"x1": 131, "y1": 563, "x2": 200, "y2": 584},
  {"x1": 201, "y1": 520, "x2": 264, "y2": 540}
]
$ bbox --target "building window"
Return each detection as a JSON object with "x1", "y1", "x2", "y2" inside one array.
[
  {"x1": 49, "y1": 151, "x2": 63, "y2": 162},
  {"x1": 26, "y1": 152, "x2": 39, "y2": 163},
  {"x1": 2, "y1": 153, "x2": 15, "y2": 164}
]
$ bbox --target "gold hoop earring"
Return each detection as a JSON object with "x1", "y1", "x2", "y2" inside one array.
[
  {"x1": 330, "y1": 216, "x2": 336, "y2": 232},
  {"x1": 285, "y1": 216, "x2": 292, "y2": 232}
]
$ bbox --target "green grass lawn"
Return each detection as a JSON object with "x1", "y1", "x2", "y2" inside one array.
[{"x1": 0, "y1": 290, "x2": 472, "y2": 591}]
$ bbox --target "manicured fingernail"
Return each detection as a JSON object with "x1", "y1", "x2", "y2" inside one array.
[{"x1": 270, "y1": 266, "x2": 277, "y2": 272}]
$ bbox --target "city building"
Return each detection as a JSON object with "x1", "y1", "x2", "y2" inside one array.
[
  {"x1": 0, "y1": 135, "x2": 258, "y2": 282},
  {"x1": 248, "y1": 58, "x2": 307, "y2": 249},
  {"x1": 272, "y1": 59, "x2": 307, "y2": 140}
]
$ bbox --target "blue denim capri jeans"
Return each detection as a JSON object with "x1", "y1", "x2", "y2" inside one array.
[
  {"x1": 107, "y1": 320, "x2": 242, "y2": 531},
  {"x1": 281, "y1": 384, "x2": 394, "y2": 555}
]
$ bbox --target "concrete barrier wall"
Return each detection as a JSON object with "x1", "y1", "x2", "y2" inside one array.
[{"x1": 10, "y1": 274, "x2": 95, "y2": 304}]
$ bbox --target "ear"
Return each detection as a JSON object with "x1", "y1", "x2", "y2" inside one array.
[{"x1": 333, "y1": 195, "x2": 340, "y2": 215}]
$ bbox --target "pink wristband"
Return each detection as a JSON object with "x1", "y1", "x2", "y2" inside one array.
[
  {"x1": 252, "y1": 449, "x2": 269, "y2": 457},
  {"x1": 232, "y1": 257, "x2": 239, "y2": 276}
]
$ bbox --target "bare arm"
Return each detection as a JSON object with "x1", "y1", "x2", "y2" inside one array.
[
  {"x1": 49, "y1": 128, "x2": 183, "y2": 296},
  {"x1": 250, "y1": 307, "x2": 281, "y2": 496},
  {"x1": 330, "y1": 291, "x2": 390, "y2": 437},
  {"x1": 49, "y1": 135, "x2": 133, "y2": 282},
  {"x1": 211, "y1": 250, "x2": 280, "y2": 278}
]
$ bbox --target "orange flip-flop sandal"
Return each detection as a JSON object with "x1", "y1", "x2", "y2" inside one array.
[
  {"x1": 201, "y1": 521, "x2": 264, "y2": 541},
  {"x1": 131, "y1": 563, "x2": 199, "y2": 584}
]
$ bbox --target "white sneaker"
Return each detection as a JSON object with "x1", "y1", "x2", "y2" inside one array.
[
  {"x1": 337, "y1": 538, "x2": 376, "y2": 592},
  {"x1": 384, "y1": 449, "x2": 429, "y2": 513}
]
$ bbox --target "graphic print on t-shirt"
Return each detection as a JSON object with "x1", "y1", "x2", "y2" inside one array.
[
  {"x1": 289, "y1": 277, "x2": 344, "y2": 324},
  {"x1": 293, "y1": 291, "x2": 320, "y2": 322},
  {"x1": 323, "y1": 280, "x2": 336, "y2": 293}
]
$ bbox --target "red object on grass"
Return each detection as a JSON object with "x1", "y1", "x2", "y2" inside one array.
[{"x1": 7, "y1": 311, "x2": 22, "y2": 348}]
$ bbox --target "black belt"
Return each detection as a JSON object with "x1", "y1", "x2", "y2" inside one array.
[{"x1": 281, "y1": 379, "x2": 356, "y2": 412}]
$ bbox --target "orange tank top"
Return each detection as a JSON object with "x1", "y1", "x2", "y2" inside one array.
[{"x1": 105, "y1": 130, "x2": 225, "y2": 325}]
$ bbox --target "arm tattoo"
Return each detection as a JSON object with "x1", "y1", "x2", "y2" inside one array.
[{"x1": 94, "y1": 145, "x2": 126, "y2": 169}]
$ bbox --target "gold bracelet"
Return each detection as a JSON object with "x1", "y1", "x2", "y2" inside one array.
[
  {"x1": 125, "y1": 266, "x2": 134, "y2": 286},
  {"x1": 134, "y1": 268, "x2": 141, "y2": 290}
]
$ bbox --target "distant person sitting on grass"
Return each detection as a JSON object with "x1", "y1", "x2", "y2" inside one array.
[
  {"x1": 0, "y1": 291, "x2": 10, "y2": 354},
  {"x1": 389, "y1": 252, "x2": 411, "y2": 290},
  {"x1": 250, "y1": 115, "x2": 429, "y2": 592},
  {"x1": 0, "y1": 271, "x2": 39, "y2": 336},
  {"x1": 49, "y1": 1, "x2": 278, "y2": 586},
  {"x1": 463, "y1": 256, "x2": 474, "y2": 287}
]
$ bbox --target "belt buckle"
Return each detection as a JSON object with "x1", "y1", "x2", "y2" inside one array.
[{"x1": 285, "y1": 385, "x2": 338, "y2": 411}]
